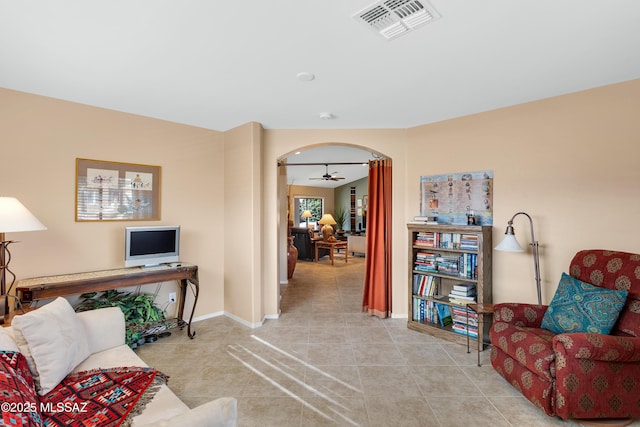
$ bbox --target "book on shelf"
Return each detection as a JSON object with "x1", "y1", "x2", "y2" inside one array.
[
  {"x1": 449, "y1": 288, "x2": 477, "y2": 297},
  {"x1": 414, "y1": 232, "x2": 440, "y2": 247},
  {"x1": 452, "y1": 314, "x2": 478, "y2": 326},
  {"x1": 452, "y1": 322, "x2": 478, "y2": 338},
  {"x1": 413, "y1": 216, "x2": 437, "y2": 222},
  {"x1": 413, "y1": 274, "x2": 438, "y2": 297},
  {"x1": 453, "y1": 283, "x2": 476, "y2": 293},
  {"x1": 448, "y1": 293, "x2": 477, "y2": 305},
  {"x1": 435, "y1": 303, "x2": 453, "y2": 327},
  {"x1": 413, "y1": 298, "x2": 441, "y2": 324}
]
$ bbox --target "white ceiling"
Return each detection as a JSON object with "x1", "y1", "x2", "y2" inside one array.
[
  {"x1": 2, "y1": 2, "x2": 640, "y2": 160},
  {"x1": 283, "y1": 145, "x2": 376, "y2": 188}
]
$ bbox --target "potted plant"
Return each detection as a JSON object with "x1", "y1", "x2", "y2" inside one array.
[
  {"x1": 75, "y1": 290, "x2": 168, "y2": 348},
  {"x1": 333, "y1": 206, "x2": 348, "y2": 236}
]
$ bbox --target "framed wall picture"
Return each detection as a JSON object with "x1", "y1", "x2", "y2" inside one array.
[
  {"x1": 420, "y1": 170, "x2": 493, "y2": 225},
  {"x1": 76, "y1": 158, "x2": 161, "y2": 221}
]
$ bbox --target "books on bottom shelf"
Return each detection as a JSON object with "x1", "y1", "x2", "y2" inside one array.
[
  {"x1": 452, "y1": 323, "x2": 478, "y2": 338},
  {"x1": 412, "y1": 298, "x2": 453, "y2": 327},
  {"x1": 451, "y1": 306, "x2": 478, "y2": 338}
]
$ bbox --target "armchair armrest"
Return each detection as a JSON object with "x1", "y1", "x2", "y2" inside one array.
[
  {"x1": 554, "y1": 333, "x2": 640, "y2": 363},
  {"x1": 494, "y1": 302, "x2": 548, "y2": 328},
  {"x1": 77, "y1": 307, "x2": 126, "y2": 354}
]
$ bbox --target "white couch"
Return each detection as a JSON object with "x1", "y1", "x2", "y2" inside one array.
[
  {"x1": 348, "y1": 234, "x2": 366, "y2": 256},
  {"x1": 0, "y1": 298, "x2": 237, "y2": 427}
]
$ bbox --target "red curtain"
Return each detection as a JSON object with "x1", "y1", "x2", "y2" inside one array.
[{"x1": 362, "y1": 159, "x2": 392, "y2": 318}]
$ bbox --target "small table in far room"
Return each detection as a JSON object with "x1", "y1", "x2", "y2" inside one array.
[
  {"x1": 466, "y1": 303, "x2": 494, "y2": 367},
  {"x1": 314, "y1": 240, "x2": 349, "y2": 265}
]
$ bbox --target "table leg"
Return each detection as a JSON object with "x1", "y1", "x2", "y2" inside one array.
[
  {"x1": 466, "y1": 309, "x2": 470, "y2": 354},
  {"x1": 315, "y1": 243, "x2": 319, "y2": 262},
  {"x1": 477, "y1": 318, "x2": 481, "y2": 366},
  {"x1": 345, "y1": 246, "x2": 348, "y2": 263},
  {"x1": 330, "y1": 247, "x2": 334, "y2": 265},
  {"x1": 178, "y1": 272, "x2": 199, "y2": 339}
]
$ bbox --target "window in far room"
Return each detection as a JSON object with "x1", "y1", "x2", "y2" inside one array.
[{"x1": 294, "y1": 197, "x2": 323, "y2": 228}]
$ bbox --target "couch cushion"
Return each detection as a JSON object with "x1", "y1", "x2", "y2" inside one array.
[
  {"x1": 0, "y1": 351, "x2": 43, "y2": 427},
  {"x1": 490, "y1": 321, "x2": 557, "y2": 381},
  {"x1": 569, "y1": 249, "x2": 640, "y2": 336},
  {"x1": 0, "y1": 327, "x2": 19, "y2": 352},
  {"x1": 137, "y1": 397, "x2": 237, "y2": 427},
  {"x1": 11, "y1": 297, "x2": 90, "y2": 395},
  {"x1": 541, "y1": 273, "x2": 628, "y2": 335}
]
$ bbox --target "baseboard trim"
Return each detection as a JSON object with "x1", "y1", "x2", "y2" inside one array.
[{"x1": 224, "y1": 310, "x2": 264, "y2": 328}]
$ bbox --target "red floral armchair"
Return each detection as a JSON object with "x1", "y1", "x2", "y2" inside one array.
[{"x1": 490, "y1": 249, "x2": 640, "y2": 420}]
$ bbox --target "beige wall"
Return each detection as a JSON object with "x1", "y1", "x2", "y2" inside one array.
[
  {"x1": 3, "y1": 79, "x2": 639, "y2": 325},
  {"x1": 407, "y1": 79, "x2": 640, "y2": 305},
  {"x1": 0, "y1": 88, "x2": 226, "y2": 318},
  {"x1": 222, "y1": 122, "x2": 263, "y2": 325}
]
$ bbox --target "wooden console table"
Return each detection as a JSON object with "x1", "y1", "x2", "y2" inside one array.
[
  {"x1": 315, "y1": 241, "x2": 349, "y2": 265},
  {"x1": 13, "y1": 263, "x2": 199, "y2": 338}
]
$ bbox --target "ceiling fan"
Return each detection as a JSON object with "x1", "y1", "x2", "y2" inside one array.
[{"x1": 309, "y1": 164, "x2": 345, "y2": 181}]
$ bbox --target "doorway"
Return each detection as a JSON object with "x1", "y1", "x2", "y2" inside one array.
[{"x1": 277, "y1": 144, "x2": 389, "y2": 316}]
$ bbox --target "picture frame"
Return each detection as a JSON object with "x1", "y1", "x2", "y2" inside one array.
[
  {"x1": 75, "y1": 158, "x2": 161, "y2": 221},
  {"x1": 419, "y1": 170, "x2": 493, "y2": 225}
]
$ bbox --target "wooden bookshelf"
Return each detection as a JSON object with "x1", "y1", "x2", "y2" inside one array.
[{"x1": 407, "y1": 223, "x2": 492, "y2": 347}]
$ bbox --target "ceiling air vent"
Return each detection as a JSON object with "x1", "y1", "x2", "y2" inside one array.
[{"x1": 353, "y1": 0, "x2": 441, "y2": 40}]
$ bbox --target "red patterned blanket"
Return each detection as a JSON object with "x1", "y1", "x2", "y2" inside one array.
[{"x1": 41, "y1": 367, "x2": 167, "y2": 427}]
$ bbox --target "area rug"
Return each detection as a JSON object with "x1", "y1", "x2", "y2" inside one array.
[{"x1": 41, "y1": 367, "x2": 167, "y2": 427}]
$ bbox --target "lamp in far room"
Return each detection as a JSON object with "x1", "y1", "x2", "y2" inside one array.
[
  {"x1": 494, "y1": 211, "x2": 542, "y2": 305},
  {"x1": 318, "y1": 213, "x2": 337, "y2": 241},
  {"x1": 301, "y1": 210, "x2": 312, "y2": 228},
  {"x1": 0, "y1": 197, "x2": 47, "y2": 323}
]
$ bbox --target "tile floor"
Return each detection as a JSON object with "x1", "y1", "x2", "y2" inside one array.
[{"x1": 136, "y1": 254, "x2": 637, "y2": 426}]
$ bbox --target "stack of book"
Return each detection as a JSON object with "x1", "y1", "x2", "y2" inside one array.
[
  {"x1": 411, "y1": 216, "x2": 438, "y2": 225},
  {"x1": 447, "y1": 283, "x2": 477, "y2": 304},
  {"x1": 414, "y1": 252, "x2": 438, "y2": 272},
  {"x1": 451, "y1": 305, "x2": 478, "y2": 338},
  {"x1": 435, "y1": 255, "x2": 460, "y2": 276},
  {"x1": 414, "y1": 232, "x2": 439, "y2": 247},
  {"x1": 459, "y1": 234, "x2": 479, "y2": 251}
]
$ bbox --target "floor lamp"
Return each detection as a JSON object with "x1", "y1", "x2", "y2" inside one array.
[
  {"x1": 494, "y1": 211, "x2": 542, "y2": 305},
  {"x1": 0, "y1": 197, "x2": 47, "y2": 323}
]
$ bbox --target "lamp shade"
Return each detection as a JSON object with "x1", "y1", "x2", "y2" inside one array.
[
  {"x1": 301, "y1": 210, "x2": 312, "y2": 219},
  {"x1": 318, "y1": 214, "x2": 336, "y2": 225},
  {"x1": 0, "y1": 197, "x2": 47, "y2": 233},
  {"x1": 495, "y1": 233, "x2": 525, "y2": 252}
]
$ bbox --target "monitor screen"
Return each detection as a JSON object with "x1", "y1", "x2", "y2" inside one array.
[{"x1": 125, "y1": 226, "x2": 180, "y2": 267}]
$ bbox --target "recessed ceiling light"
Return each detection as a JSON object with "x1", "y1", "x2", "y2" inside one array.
[
  {"x1": 295, "y1": 151, "x2": 301, "y2": 155},
  {"x1": 296, "y1": 72, "x2": 315, "y2": 82}
]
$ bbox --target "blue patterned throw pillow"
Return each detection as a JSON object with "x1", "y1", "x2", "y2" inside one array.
[{"x1": 541, "y1": 272, "x2": 628, "y2": 335}]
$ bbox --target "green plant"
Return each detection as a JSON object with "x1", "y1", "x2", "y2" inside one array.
[
  {"x1": 75, "y1": 290, "x2": 166, "y2": 347},
  {"x1": 333, "y1": 206, "x2": 348, "y2": 231}
]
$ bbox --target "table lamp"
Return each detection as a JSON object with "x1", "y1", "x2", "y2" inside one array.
[
  {"x1": 301, "y1": 210, "x2": 312, "y2": 228},
  {"x1": 494, "y1": 211, "x2": 542, "y2": 305},
  {"x1": 318, "y1": 214, "x2": 337, "y2": 241},
  {"x1": 0, "y1": 197, "x2": 47, "y2": 322}
]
